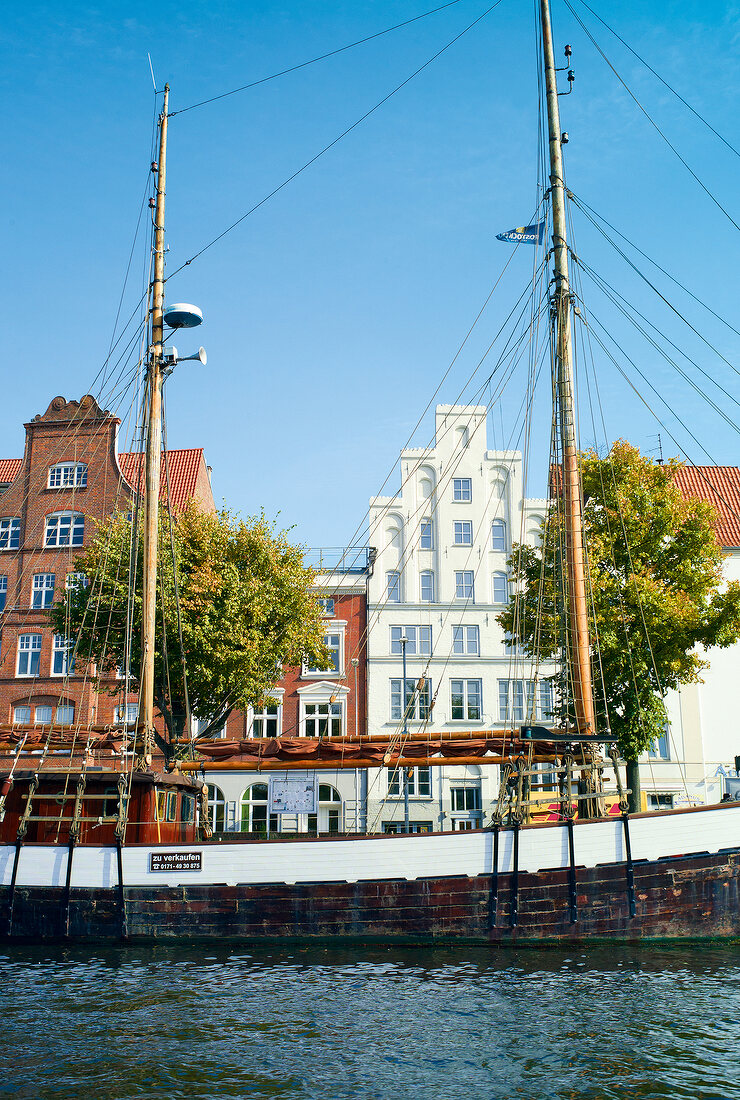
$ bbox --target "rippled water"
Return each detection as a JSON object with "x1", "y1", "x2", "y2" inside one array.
[{"x1": 1, "y1": 944, "x2": 740, "y2": 1099}]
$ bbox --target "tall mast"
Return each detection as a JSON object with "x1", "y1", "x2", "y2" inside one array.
[
  {"x1": 539, "y1": 3, "x2": 595, "y2": 734},
  {"x1": 140, "y1": 83, "x2": 169, "y2": 758}
]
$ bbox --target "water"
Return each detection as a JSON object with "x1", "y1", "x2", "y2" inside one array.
[{"x1": 1, "y1": 944, "x2": 739, "y2": 1099}]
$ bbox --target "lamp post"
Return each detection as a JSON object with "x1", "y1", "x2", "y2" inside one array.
[{"x1": 401, "y1": 634, "x2": 410, "y2": 834}]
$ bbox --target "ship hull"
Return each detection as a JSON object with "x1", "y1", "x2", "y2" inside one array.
[{"x1": 1, "y1": 803, "x2": 738, "y2": 943}]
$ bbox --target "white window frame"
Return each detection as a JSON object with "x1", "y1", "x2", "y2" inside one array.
[
  {"x1": 491, "y1": 519, "x2": 507, "y2": 552},
  {"x1": 387, "y1": 766, "x2": 432, "y2": 798},
  {"x1": 317, "y1": 596, "x2": 335, "y2": 617},
  {"x1": 303, "y1": 625, "x2": 346, "y2": 677},
  {"x1": 0, "y1": 517, "x2": 20, "y2": 550},
  {"x1": 420, "y1": 570, "x2": 435, "y2": 602},
  {"x1": 492, "y1": 571, "x2": 509, "y2": 605},
  {"x1": 249, "y1": 698, "x2": 282, "y2": 738},
  {"x1": 51, "y1": 634, "x2": 74, "y2": 677},
  {"x1": 303, "y1": 699, "x2": 344, "y2": 738},
  {"x1": 451, "y1": 786, "x2": 482, "y2": 812},
  {"x1": 31, "y1": 573, "x2": 55, "y2": 609},
  {"x1": 454, "y1": 520, "x2": 473, "y2": 546},
  {"x1": 386, "y1": 570, "x2": 401, "y2": 603},
  {"x1": 450, "y1": 678, "x2": 482, "y2": 721},
  {"x1": 390, "y1": 678, "x2": 432, "y2": 722},
  {"x1": 12, "y1": 705, "x2": 31, "y2": 725},
  {"x1": 390, "y1": 625, "x2": 432, "y2": 656},
  {"x1": 452, "y1": 625, "x2": 479, "y2": 655},
  {"x1": 454, "y1": 571, "x2": 474, "y2": 600},
  {"x1": 44, "y1": 511, "x2": 84, "y2": 548},
  {"x1": 56, "y1": 704, "x2": 75, "y2": 725},
  {"x1": 34, "y1": 704, "x2": 53, "y2": 725},
  {"x1": 48, "y1": 462, "x2": 88, "y2": 489},
  {"x1": 419, "y1": 519, "x2": 433, "y2": 550},
  {"x1": 65, "y1": 572, "x2": 89, "y2": 592},
  {"x1": 498, "y1": 679, "x2": 553, "y2": 723},
  {"x1": 0, "y1": 575, "x2": 7, "y2": 611},
  {"x1": 452, "y1": 478, "x2": 472, "y2": 502},
  {"x1": 115, "y1": 703, "x2": 139, "y2": 726},
  {"x1": 17, "y1": 633, "x2": 42, "y2": 677}
]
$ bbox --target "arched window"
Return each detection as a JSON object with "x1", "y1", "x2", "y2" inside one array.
[
  {"x1": 207, "y1": 783, "x2": 226, "y2": 832},
  {"x1": 420, "y1": 570, "x2": 435, "y2": 602},
  {"x1": 492, "y1": 571, "x2": 509, "y2": 604},
  {"x1": 48, "y1": 463, "x2": 87, "y2": 489},
  {"x1": 240, "y1": 783, "x2": 279, "y2": 835},
  {"x1": 491, "y1": 519, "x2": 506, "y2": 552},
  {"x1": 0, "y1": 517, "x2": 20, "y2": 550},
  {"x1": 307, "y1": 784, "x2": 343, "y2": 835},
  {"x1": 45, "y1": 511, "x2": 84, "y2": 548}
]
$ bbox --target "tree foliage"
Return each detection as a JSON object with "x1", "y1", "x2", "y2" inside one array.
[
  {"x1": 498, "y1": 441, "x2": 740, "y2": 762},
  {"x1": 51, "y1": 504, "x2": 329, "y2": 738}
]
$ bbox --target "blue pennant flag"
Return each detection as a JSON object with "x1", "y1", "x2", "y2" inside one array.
[{"x1": 496, "y1": 222, "x2": 546, "y2": 245}]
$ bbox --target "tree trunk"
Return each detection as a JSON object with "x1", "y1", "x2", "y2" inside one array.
[{"x1": 626, "y1": 758, "x2": 641, "y2": 814}]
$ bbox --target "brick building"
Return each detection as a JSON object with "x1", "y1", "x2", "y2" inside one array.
[{"x1": 0, "y1": 394, "x2": 214, "y2": 731}]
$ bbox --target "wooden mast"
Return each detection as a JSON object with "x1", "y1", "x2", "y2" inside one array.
[
  {"x1": 140, "y1": 83, "x2": 169, "y2": 760},
  {"x1": 539, "y1": 3, "x2": 595, "y2": 734}
]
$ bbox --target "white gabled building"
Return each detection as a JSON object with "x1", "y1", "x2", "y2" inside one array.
[{"x1": 366, "y1": 405, "x2": 557, "y2": 833}]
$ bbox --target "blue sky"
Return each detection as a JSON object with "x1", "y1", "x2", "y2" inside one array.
[{"x1": 4, "y1": 0, "x2": 740, "y2": 549}]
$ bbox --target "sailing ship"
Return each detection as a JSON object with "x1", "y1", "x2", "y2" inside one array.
[{"x1": 1, "y1": 0, "x2": 739, "y2": 943}]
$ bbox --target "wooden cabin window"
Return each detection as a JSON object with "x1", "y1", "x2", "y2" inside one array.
[
  {"x1": 156, "y1": 790, "x2": 166, "y2": 821},
  {"x1": 166, "y1": 792, "x2": 178, "y2": 822},
  {"x1": 181, "y1": 794, "x2": 195, "y2": 823}
]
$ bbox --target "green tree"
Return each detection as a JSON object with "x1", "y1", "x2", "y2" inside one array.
[
  {"x1": 51, "y1": 504, "x2": 329, "y2": 742},
  {"x1": 498, "y1": 441, "x2": 740, "y2": 810}
]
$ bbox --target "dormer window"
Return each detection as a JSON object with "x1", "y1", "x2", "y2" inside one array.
[
  {"x1": 0, "y1": 517, "x2": 20, "y2": 550},
  {"x1": 45, "y1": 511, "x2": 84, "y2": 548},
  {"x1": 48, "y1": 463, "x2": 87, "y2": 489}
]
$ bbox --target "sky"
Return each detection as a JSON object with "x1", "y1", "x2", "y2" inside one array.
[{"x1": 3, "y1": 0, "x2": 740, "y2": 550}]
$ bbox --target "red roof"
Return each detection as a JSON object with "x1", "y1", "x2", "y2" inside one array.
[
  {"x1": 0, "y1": 459, "x2": 22, "y2": 484},
  {"x1": 118, "y1": 449, "x2": 206, "y2": 511},
  {"x1": 673, "y1": 466, "x2": 740, "y2": 549},
  {"x1": 0, "y1": 449, "x2": 205, "y2": 512}
]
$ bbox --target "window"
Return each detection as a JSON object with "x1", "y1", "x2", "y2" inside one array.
[
  {"x1": 240, "y1": 783, "x2": 279, "y2": 834},
  {"x1": 48, "y1": 463, "x2": 87, "y2": 489},
  {"x1": 388, "y1": 767, "x2": 431, "y2": 798},
  {"x1": 251, "y1": 701, "x2": 280, "y2": 738},
  {"x1": 207, "y1": 784, "x2": 226, "y2": 832},
  {"x1": 115, "y1": 703, "x2": 139, "y2": 725},
  {"x1": 34, "y1": 705, "x2": 52, "y2": 725},
  {"x1": 17, "y1": 634, "x2": 42, "y2": 676},
  {"x1": 386, "y1": 570, "x2": 401, "y2": 603},
  {"x1": 390, "y1": 625, "x2": 432, "y2": 656},
  {"x1": 451, "y1": 787, "x2": 481, "y2": 812},
  {"x1": 455, "y1": 571, "x2": 474, "y2": 600},
  {"x1": 453, "y1": 478, "x2": 472, "y2": 502},
  {"x1": 165, "y1": 792, "x2": 178, "y2": 822},
  {"x1": 305, "y1": 632, "x2": 342, "y2": 674},
  {"x1": 317, "y1": 597, "x2": 335, "y2": 616},
  {"x1": 181, "y1": 794, "x2": 195, "y2": 824},
  {"x1": 52, "y1": 635, "x2": 74, "y2": 676},
  {"x1": 307, "y1": 784, "x2": 342, "y2": 835},
  {"x1": 451, "y1": 679, "x2": 482, "y2": 720},
  {"x1": 0, "y1": 576, "x2": 7, "y2": 611},
  {"x1": 420, "y1": 520, "x2": 433, "y2": 549},
  {"x1": 649, "y1": 726, "x2": 671, "y2": 760},
  {"x1": 452, "y1": 625, "x2": 479, "y2": 655},
  {"x1": 390, "y1": 678, "x2": 432, "y2": 722},
  {"x1": 503, "y1": 633, "x2": 522, "y2": 655},
  {"x1": 454, "y1": 521, "x2": 473, "y2": 546},
  {"x1": 65, "y1": 572, "x2": 88, "y2": 592},
  {"x1": 492, "y1": 571, "x2": 509, "y2": 604},
  {"x1": 0, "y1": 518, "x2": 20, "y2": 550},
  {"x1": 56, "y1": 704, "x2": 74, "y2": 725},
  {"x1": 383, "y1": 821, "x2": 433, "y2": 834},
  {"x1": 32, "y1": 573, "x2": 55, "y2": 609},
  {"x1": 498, "y1": 679, "x2": 553, "y2": 723},
  {"x1": 304, "y1": 700, "x2": 343, "y2": 737},
  {"x1": 491, "y1": 520, "x2": 506, "y2": 552},
  {"x1": 648, "y1": 793, "x2": 674, "y2": 810},
  {"x1": 420, "y1": 570, "x2": 435, "y2": 602},
  {"x1": 44, "y1": 512, "x2": 84, "y2": 548},
  {"x1": 13, "y1": 705, "x2": 30, "y2": 724}
]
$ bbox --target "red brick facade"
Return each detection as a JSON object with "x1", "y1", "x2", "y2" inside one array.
[{"x1": 0, "y1": 394, "x2": 214, "y2": 730}]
